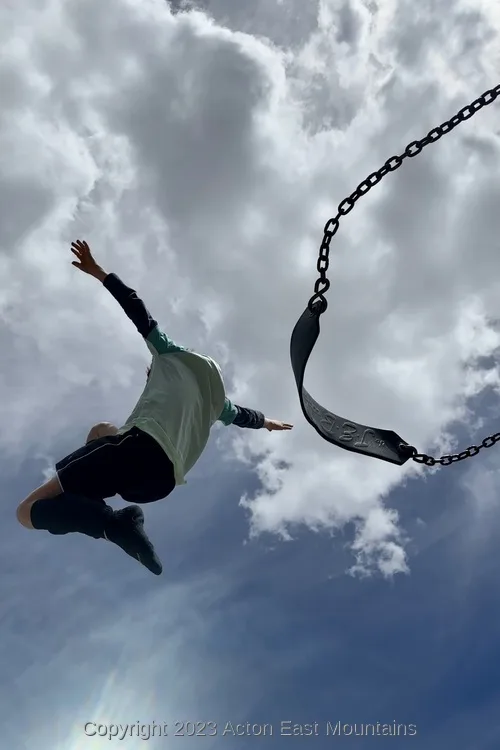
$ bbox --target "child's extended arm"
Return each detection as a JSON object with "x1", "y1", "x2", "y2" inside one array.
[
  {"x1": 70, "y1": 239, "x2": 182, "y2": 354},
  {"x1": 219, "y1": 400, "x2": 293, "y2": 431},
  {"x1": 71, "y1": 241, "x2": 293, "y2": 433}
]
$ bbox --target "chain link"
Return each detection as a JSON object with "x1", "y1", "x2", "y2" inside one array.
[
  {"x1": 401, "y1": 433, "x2": 500, "y2": 466},
  {"x1": 308, "y1": 84, "x2": 500, "y2": 467}
]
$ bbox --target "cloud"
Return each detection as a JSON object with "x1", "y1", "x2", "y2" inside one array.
[{"x1": 1, "y1": 0, "x2": 500, "y2": 577}]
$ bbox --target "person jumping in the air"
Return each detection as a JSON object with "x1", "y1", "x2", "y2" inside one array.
[{"x1": 16, "y1": 240, "x2": 293, "y2": 575}]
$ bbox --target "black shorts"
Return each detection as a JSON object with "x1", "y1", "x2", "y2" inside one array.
[{"x1": 55, "y1": 426, "x2": 176, "y2": 504}]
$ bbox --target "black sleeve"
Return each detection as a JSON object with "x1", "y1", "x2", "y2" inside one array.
[
  {"x1": 232, "y1": 405, "x2": 265, "y2": 429},
  {"x1": 103, "y1": 273, "x2": 158, "y2": 339}
]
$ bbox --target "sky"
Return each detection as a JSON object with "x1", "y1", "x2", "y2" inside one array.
[{"x1": 1, "y1": 0, "x2": 500, "y2": 747}]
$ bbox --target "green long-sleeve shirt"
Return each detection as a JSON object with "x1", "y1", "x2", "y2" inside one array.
[{"x1": 102, "y1": 273, "x2": 265, "y2": 485}]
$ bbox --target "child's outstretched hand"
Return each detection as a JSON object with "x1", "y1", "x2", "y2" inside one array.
[
  {"x1": 71, "y1": 240, "x2": 106, "y2": 281},
  {"x1": 264, "y1": 419, "x2": 293, "y2": 431}
]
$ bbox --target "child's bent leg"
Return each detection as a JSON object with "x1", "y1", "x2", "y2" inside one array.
[
  {"x1": 16, "y1": 476, "x2": 63, "y2": 529},
  {"x1": 15, "y1": 430, "x2": 163, "y2": 574},
  {"x1": 17, "y1": 426, "x2": 118, "y2": 529}
]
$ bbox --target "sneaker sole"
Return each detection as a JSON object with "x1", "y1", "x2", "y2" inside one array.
[{"x1": 108, "y1": 507, "x2": 163, "y2": 576}]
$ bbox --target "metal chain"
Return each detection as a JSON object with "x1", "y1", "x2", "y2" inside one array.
[
  {"x1": 308, "y1": 84, "x2": 500, "y2": 467},
  {"x1": 404, "y1": 433, "x2": 500, "y2": 466}
]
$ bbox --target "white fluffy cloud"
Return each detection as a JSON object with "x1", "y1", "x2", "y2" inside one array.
[{"x1": 1, "y1": 0, "x2": 500, "y2": 576}]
